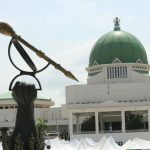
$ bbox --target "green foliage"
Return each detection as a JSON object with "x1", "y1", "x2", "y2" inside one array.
[
  {"x1": 36, "y1": 118, "x2": 47, "y2": 131},
  {"x1": 81, "y1": 116, "x2": 95, "y2": 131},
  {"x1": 125, "y1": 112, "x2": 143, "y2": 130}
]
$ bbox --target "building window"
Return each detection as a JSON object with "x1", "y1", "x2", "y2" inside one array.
[
  {"x1": 5, "y1": 106, "x2": 8, "y2": 109},
  {"x1": 111, "y1": 67, "x2": 114, "y2": 78},
  {"x1": 122, "y1": 66, "x2": 127, "y2": 78},
  {"x1": 114, "y1": 67, "x2": 117, "y2": 78},
  {"x1": 117, "y1": 66, "x2": 120, "y2": 78},
  {"x1": 107, "y1": 67, "x2": 109, "y2": 78},
  {"x1": 120, "y1": 66, "x2": 122, "y2": 78},
  {"x1": 107, "y1": 66, "x2": 128, "y2": 79}
]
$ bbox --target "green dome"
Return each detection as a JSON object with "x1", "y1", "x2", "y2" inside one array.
[{"x1": 89, "y1": 20, "x2": 148, "y2": 67}]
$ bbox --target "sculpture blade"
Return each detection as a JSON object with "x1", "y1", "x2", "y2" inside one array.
[
  {"x1": 64, "y1": 71, "x2": 79, "y2": 82},
  {"x1": 0, "y1": 22, "x2": 79, "y2": 82}
]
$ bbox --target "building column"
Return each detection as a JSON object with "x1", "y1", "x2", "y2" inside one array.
[
  {"x1": 95, "y1": 111, "x2": 99, "y2": 134},
  {"x1": 69, "y1": 112, "x2": 73, "y2": 136},
  {"x1": 121, "y1": 111, "x2": 125, "y2": 133},
  {"x1": 76, "y1": 114, "x2": 80, "y2": 134},
  {"x1": 55, "y1": 110, "x2": 58, "y2": 132},
  {"x1": 148, "y1": 109, "x2": 150, "y2": 132}
]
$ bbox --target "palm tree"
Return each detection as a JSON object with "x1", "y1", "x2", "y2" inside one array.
[
  {"x1": 36, "y1": 118, "x2": 47, "y2": 133},
  {"x1": 36, "y1": 118, "x2": 47, "y2": 150}
]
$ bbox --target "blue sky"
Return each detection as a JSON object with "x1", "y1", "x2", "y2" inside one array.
[{"x1": 0, "y1": 0, "x2": 150, "y2": 106}]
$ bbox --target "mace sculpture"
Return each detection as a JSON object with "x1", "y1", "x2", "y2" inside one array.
[{"x1": 0, "y1": 22, "x2": 78, "y2": 150}]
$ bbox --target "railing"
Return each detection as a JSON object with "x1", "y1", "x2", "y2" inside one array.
[
  {"x1": 100, "y1": 130, "x2": 122, "y2": 133},
  {"x1": 73, "y1": 131, "x2": 95, "y2": 134},
  {"x1": 73, "y1": 129, "x2": 148, "y2": 135},
  {"x1": 126, "y1": 129, "x2": 148, "y2": 133}
]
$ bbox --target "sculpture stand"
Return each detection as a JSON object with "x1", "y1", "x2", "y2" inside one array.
[
  {"x1": 3, "y1": 81, "x2": 45, "y2": 150},
  {"x1": 0, "y1": 127, "x2": 9, "y2": 150}
]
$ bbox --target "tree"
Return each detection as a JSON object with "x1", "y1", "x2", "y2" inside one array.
[
  {"x1": 125, "y1": 112, "x2": 143, "y2": 130},
  {"x1": 81, "y1": 116, "x2": 95, "y2": 132},
  {"x1": 36, "y1": 118, "x2": 47, "y2": 150},
  {"x1": 36, "y1": 118, "x2": 47, "y2": 131}
]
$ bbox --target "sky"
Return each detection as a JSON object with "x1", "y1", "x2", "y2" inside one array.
[{"x1": 0, "y1": 0, "x2": 150, "y2": 106}]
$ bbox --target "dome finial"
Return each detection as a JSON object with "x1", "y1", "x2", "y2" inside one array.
[{"x1": 113, "y1": 17, "x2": 120, "y2": 31}]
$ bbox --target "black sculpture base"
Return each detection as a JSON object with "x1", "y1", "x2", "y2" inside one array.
[{"x1": 1, "y1": 82, "x2": 45, "y2": 150}]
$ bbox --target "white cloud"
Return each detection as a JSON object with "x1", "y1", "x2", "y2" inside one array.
[{"x1": 36, "y1": 38, "x2": 96, "y2": 106}]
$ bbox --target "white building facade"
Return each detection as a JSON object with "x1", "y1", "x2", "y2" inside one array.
[
  {"x1": 0, "y1": 93, "x2": 55, "y2": 135},
  {"x1": 63, "y1": 18, "x2": 150, "y2": 144}
]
